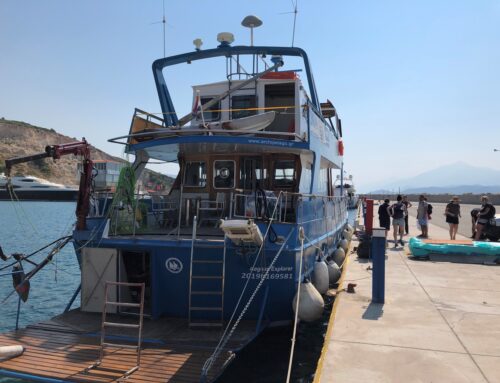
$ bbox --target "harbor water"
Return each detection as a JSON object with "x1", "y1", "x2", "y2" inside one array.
[{"x1": 0, "y1": 201, "x2": 355, "y2": 382}]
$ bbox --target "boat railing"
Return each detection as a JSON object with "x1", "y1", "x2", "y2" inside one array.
[
  {"x1": 230, "y1": 192, "x2": 284, "y2": 221},
  {"x1": 103, "y1": 190, "x2": 348, "y2": 237},
  {"x1": 109, "y1": 108, "x2": 308, "y2": 147},
  {"x1": 229, "y1": 191, "x2": 348, "y2": 225}
]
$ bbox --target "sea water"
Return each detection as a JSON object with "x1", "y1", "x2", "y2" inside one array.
[
  {"x1": 0, "y1": 201, "x2": 80, "y2": 382},
  {"x1": 0, "y1": 201, "x2": 356, "y2": 382}
]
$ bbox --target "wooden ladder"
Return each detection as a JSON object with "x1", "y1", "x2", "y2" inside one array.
[{"x1": 86, "y1": 281, "x2": 145, "y2": 378}]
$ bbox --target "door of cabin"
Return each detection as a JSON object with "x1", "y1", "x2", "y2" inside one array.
[{"x1": 240, "y1": 157, "x2": 267, "y2": 192}]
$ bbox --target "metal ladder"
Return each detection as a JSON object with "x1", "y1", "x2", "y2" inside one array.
[
  {"x1": 188, "y1": 216, "x2": 226, "y2": 327},
  {"x1": 87, "y1": 281, "x2": 145, "y2": 378}
]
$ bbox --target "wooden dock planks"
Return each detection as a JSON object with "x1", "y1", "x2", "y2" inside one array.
[{"x1": 0, "y1": 326, "x2": 226, "y2": 382}]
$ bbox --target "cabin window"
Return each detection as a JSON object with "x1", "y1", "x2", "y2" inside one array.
[
  {"x1": 231, "y1": 95, "x2": 257, "y2": 119},
  {"x1": 200, "y1": 97, "x2": 220, "y2": 121},
  {"x1": 184, "y1": 161, "x2": 206, "y2": 187},
  {"x1": 265, "y1": 83, "x2": 295, "y2": 134},
  {"x1": 214, "y1": 160, "x2": 235, "y2": 189},
  {"x1": 21, "y1": 179, "x2": 34, "y2": 182},
  {"x1": 273, "y1": 160, "x2": 296, "y2": 188}
]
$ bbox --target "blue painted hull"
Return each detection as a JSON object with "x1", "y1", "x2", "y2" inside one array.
[{"x1": 74, "y1": 198, "x2": 348, "y2": 325}]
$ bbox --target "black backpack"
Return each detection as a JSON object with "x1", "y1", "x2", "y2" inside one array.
[
  {"x1": 392, "y1": 202, "x2": 404, "y2": 219},
  {"x1": 485, "y1": 204, "x2": 496, "y2": 219},
  {"x1": 427, "y1": 203, "x2": 433, "y2": 215}
]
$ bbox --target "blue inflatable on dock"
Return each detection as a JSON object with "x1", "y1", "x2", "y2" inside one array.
[{"x1": 408, "y1": 237, "x2": 500, "y2": 264}]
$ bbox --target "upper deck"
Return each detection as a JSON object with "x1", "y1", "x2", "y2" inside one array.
[{"x1": 109, "y1": 46, "x2": 343, "y2": 170}]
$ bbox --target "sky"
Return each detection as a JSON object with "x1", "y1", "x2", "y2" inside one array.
[{"x1": 1, "y1": 0, "x2": 500, "y2": 192}]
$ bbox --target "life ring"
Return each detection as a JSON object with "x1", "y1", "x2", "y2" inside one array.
[{"x1": 338, "y1": 139, "x2": 344, "y2": 156}]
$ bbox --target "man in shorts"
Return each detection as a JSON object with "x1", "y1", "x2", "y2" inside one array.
[
  {"x1": 416, "y1": 194, "x2": 429, "y2": 238},
  {"x1": 389, "y1": 195, "x2": 407, "y2": 248}
]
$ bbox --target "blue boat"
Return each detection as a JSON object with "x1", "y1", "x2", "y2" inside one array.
[{"x1": 0, "y1": 29, "x2": 348, "y2": 382}]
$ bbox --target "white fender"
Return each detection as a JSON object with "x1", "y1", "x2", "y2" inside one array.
[
  {"x1": 333, "y1": 247, "x2": 346, "y2": 267},
  {"x1": 327, "y1": 260, "x2": 341, "y2": 284},
  {"x1": 346, "y1": 224, "x2": 354, "y2": 234},
  {"x1": 339, "y1": 238, "x2": 349, "y2": 252},
  {"x1": 292, "y1": 281, "x2": 324, "y2": 322},
  {"x1": 343, "y1": 229, "x2": 352, "y2": 241},
  {"x1": 0, "y1": 345, "x2": 24, "y2": 361},
  {"x1": 311, "y1": 260, "x2": 329, "y2": 294}
]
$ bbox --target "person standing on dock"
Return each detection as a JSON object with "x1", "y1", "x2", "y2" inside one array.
[
  {"x1": 417, "y1": 195, "x2": 429, "y2": 238},
  {"x1": 471, "y1": 208, "x2": 480, "y2": 238},
  {"x1": 389, "y1": 195, "x2": 407, "y2": 247},
  {"x1": 445, "y1": 196, "x2": 461, "y2": 240},
  {"x1": 474, "y1": 196, "x2": 496, "y2": 240},
  {"x1": 402, "y1": 195, "x2": 412, "y2": 235},
  {"x1": 378, "y1": 198, "x2": 391, "y2": 238}
]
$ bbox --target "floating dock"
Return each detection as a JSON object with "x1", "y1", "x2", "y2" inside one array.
[{"x1": 315, "y1": 213, "x2": 500, "y2": 382}]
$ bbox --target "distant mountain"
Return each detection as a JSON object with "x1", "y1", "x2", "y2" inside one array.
[
  {"x1": 0, "y1": 118, "x2": 174, "y2": 189},
  {"x1": 367, "y1": 162, "x2": 500, "y2": 194},
  {"x1": 402, "y1": 185, "x2": 500, "y2": 194}
]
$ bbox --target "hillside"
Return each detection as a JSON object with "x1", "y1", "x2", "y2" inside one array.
[{"x1": 0, "y1": 118, "x2": 174, "y2": 189}]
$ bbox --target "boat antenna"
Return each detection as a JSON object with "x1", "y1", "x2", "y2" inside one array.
[
  {"x1": 151, "y1": 0, "x2": 168, "y2": 57},
  {"x1": 279, "y1": 0, "x2": 299, "y2": 46},
  {"x1": 241, "y1": 15, "x2": 263, "y2": 46},
  {"x1": 162, "y1": 0, "x2": 165, "y2": 57},
  {"x1": 291, "y1": 0, "x2": 298, "y2": 47}
]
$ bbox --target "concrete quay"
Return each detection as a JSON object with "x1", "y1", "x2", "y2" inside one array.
[{"x1": 315, "y1": 214, "x2": 500, "y2": 382}]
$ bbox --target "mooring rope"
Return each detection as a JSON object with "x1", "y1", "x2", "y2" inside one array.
[
  {"x1": 286, "y1": 226, "x2": 305, "y2": 383},
  {"x1": 201, "y1": 192, "x2": 285, "y2": 377},
  {"x1": 6, "y1": 182, "x2": 40, "y2": 235},
  {"x1": 202, "y1": 227, "x2": 296, "y2": 378}
]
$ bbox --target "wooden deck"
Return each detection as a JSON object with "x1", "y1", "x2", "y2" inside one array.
[{"x1": 0, "y1": 311, "x2": 258, "y2": 382}]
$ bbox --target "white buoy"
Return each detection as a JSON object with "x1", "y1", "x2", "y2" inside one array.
[
  {"x1": 311, "y1": 260, "x2": 329, "y2": 294},
  {"x1": 292, "y1": 281, "x2": 324, "y2": 322},
  {"x1": 333, "y1": 247, "x2": 346, "y2": 266},
  {"x1": 0, "y1": 345, "x2": 24, "y2": 361},
  {"x1": 327, "y1": 260, "x2": 341, "y2": 284},
  {"x1": 346, "y1": 224, "x2": 354, "y2": 234},
  {"x1": 339, "y1": 238, "x2": 349, "y2": 252},
  {"x1": 343, "y1": 228, "x2": 352, "y2": 241}
]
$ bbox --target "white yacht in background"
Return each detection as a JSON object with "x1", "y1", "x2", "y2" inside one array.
[
  {"x1": 0, "y1": 174, "x2": 78, "y2": 201},
  {"x1": 334, "y1": 174, "x2": 359, "y2": 209}
]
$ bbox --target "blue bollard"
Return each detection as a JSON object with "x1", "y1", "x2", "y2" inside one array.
[{"x1": 371, "y1": 228, "x2": 386, "y2": 304}]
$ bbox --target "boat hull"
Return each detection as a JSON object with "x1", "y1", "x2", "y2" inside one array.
[
  {"x1": 74, "y1": 198, "x2": 349, "y2": 325},
  {"x1": 0, "y1": 189, "x2": 78, "y2": 201}
]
